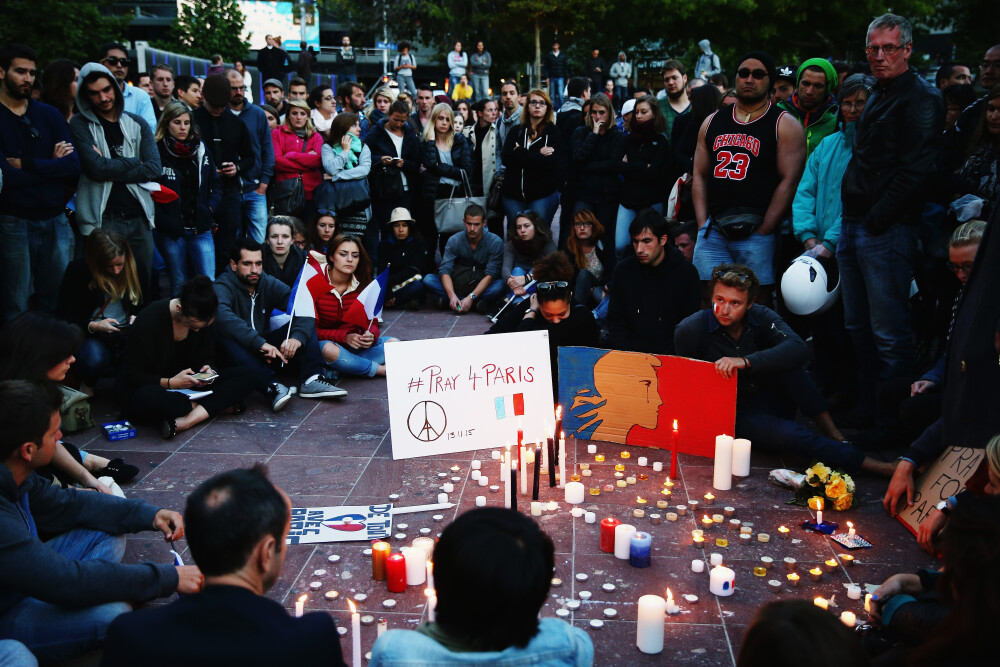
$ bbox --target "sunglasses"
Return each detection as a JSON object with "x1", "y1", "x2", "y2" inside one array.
[
  {"x1": 19, "y1": 114, "x2": 39, "y2": 140},
  {"x1": 515, "y1": 210, "x2": 536, "y2": 218},
  {"x1": 316, "y1": 209, "x2": 336, "y2": 218},
  {"x1": 737, "y1": 68, "x2": 768, "y2": 80},
  {"x1": 536, "y1": 281, "x2": 570, "y2": 294},
  {"x1": 712, "y1": 268, "x2": 753, "y2": 284},
  {"x1": 946, "y1": 261, "x2": 974, "y2": 274},
  {"x1": 102, "y1": 56, "x2": 131, "y2": 67}
]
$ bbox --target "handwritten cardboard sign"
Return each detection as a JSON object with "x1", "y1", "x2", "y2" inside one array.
[
  {"x1": 286, "y1": 504, "x2": 393, "y2": 544},
  {"x1": 385, "y1": 331, "x2": 555, "y2": 460},
  {"x1": 897, "y1": 447, "x2": 986, "y2": 536},
  {"x1": 558, "y1": 347, "x2": 736, "y2": 458}
]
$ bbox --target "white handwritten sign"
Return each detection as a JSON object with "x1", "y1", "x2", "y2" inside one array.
[
  {"x1": 897, "y1": 447, "x2": 985, "y2": 536},
  {"x1": 384, "y1": 331, "x2": 555, "y2": 460},
  {"x1": 286, "y1": 504, "x2": 393, "y2": 544}
]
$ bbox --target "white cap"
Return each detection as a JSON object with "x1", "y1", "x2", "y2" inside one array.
[{"x1": 621, "y1": 98, "x2": 637, "y2": 115}]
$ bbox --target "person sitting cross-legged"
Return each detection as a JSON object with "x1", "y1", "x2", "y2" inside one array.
[
  {"x1": 213, "y1": 238, "x2": 346, "y2": 412},
  {"x1": 423, "y1": 204, "x2": 505, "y2": 315},
  {"x1": 674, "y1": 263, "x2": 896, "y2": 477}
]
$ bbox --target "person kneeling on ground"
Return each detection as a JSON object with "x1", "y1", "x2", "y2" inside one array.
[
  {"x1": 370, "y1": 507, "x2": 593, "y2": 666},
  {"x1": 122, "y1": 276, "x2": 257, "y2": 438},
  {"x1": 315, "y1": 235, "x2": 398, "y2": 377},
  {"x1": 0, "y1": 381, "x2": 202, "y2": 664},
  {"x1": 100, "y1": 465, "x2": 346, "y2": 666},
  {"x1": 214, "y1": 239, "x2": 346, "y2": 412},
  {"x1": 423, "y1": 204, "x2": 505, "y2": 315},
  {"x1": 377, "y1": 208, "x2": 428, "y2": 309},
  {"x1": 674, "y1": 263, "x2": 895, "y2": 477}
]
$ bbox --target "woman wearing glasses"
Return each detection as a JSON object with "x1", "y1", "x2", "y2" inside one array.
[
  {"x1": 565, "y1": 209, "x2": 611, "y2": 310},
  {"x1": 272, "y1": 99, "x2": 324, "y2": 219},
  {"x1": 308, "y1": 85, "x2": 337, "y2": 136},
  {"x1": 500, "y1": 89, "x2": 566, "y2": 229},
  {"x1": 570, "y1": 93, "x2": 621, "y2": 258}
]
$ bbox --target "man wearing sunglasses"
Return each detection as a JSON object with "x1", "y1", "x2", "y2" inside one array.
[
  {"x1": 839, "y1": 13, "x2": 944, "y2": 429},
  {"x1": 97, "y1": 42, "x2": 156, "y2": 131},
  {"x1": 0, "y1": 44, "x2": 80, "y2": 322}
]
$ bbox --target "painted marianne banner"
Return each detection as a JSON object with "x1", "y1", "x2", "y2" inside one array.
[
  {"x1": 286, "y1": 504, "x2": 393, "y2": 544},
  {"x1": 558, "y1": 347, "x2": 737, "y2": 458},
  {"x1": 385, "y1": 331, "x2": 555, "y2": 459}
]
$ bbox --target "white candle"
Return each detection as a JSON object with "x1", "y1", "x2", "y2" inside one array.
[
  {"x1": 713, "y1": 435, "x2": 734, "y2": 491},
  {"x1": 437, "y1": 492, "x2": 448, "y2": 504},
  {"x1": 441, "y1": 482, "x2": 454, "y2": 493},
  {"x1": 348, "y1": 600, "x2": 361, "y2": 667},
  {"x1": 475, "y1": 496, "x2": 486, "y2": 507},
  {"x1": 584, "y1": 512, "x2": 596, "y2": 523},
  {"x1": 847, "y1": 585, "x2": 861, "y2": 600},
  {"x1": 530, "y1": 501, "x2": 542, "y2": 516},
  {"x1": 614, "y1": 524, "x2": 637, "y2": 560},
  {"x1": 840, "y1": 611, "x2": 857, "y2": 627},
  {"x1": 666, "y1": 588, "x2": 679, "y2": 614},
  {"x1": 652, "y1": 461, "x2": 663, "y2": 472},
  {"x1": 731, "y1": 438, "x2": 751, "y2": 477},
  {"x1": 848, "y1": 521, "x2": 856, "y2": 538},
  {"x1": 564, "y1": 481, "x2": 585, "y2": 504},
  {"x1": 709, "y1": 565, "x2": 735, "y2": 596},
  {"x1": 709, "y1": 552, "x2": 723, "y2": 566},
  {"x1": 637, "y1": 456, "x2": 648, "y2": 467},
  {"x1": 478, "y1": 475, "x2": 488, "y2": 487},
  {"x1": 691, "y1": 559, "x2": 705, "y2": 573},
  {"x1": 426, "y1": 588, "x2": 438, "y2": 622},
  {"x1": 412, "y1": 536, "x2": 435, "y2": 560},
  {"x1": 636, "y1": 594, "x2": 666, "y2": 654},
  {"x1": 520, "y1": 444, "x2": 528, "y2": 494},
  {"x1": 294, "y1": 593, "x2": 306, "y2": 617},
  {"x1": 471, "y1": 459, "x2": 481, "y2": 470},
  {"x1": 503, "y1": 448, "x2": 511, "y2": 509},
  {"x1": 559, "y1": 432, "x2": 567, "y2": 489},
  {"x1": 470, "y1": 470, "x2": 481, "y2": 481},
  {"x1": 426, "y1": 560, "x2": 434, "y2": 591},
  {"x1": 401, "y1": 546, "x2": 426, "y2": 586}
]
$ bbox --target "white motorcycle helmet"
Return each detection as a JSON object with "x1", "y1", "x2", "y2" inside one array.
[{"x1": 781, "y1": 255, "x2": 839, "y2": 316}]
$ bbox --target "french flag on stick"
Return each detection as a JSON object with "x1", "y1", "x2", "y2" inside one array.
[
  {"x1": 343, "y1": 268, "x2": 389, "y2": 330},
  {"x1": 138, "y1": 182, "x2": 179, "y2": 204},
  {"x1": 269, "y1": 254, "x2": 325, "y2": 331}
]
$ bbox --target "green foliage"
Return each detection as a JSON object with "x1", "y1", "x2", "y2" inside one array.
[
  {"x1": 931, "y1": 0, "x2": 1000, "y2": 66},
  {"x1": 163, "y1": 0, "x2": 251, "y2": 61},
  {"x1": 0, "y1": 0, "x2": 130, "y2": 66}
]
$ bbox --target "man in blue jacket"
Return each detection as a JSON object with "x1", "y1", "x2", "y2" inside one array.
[
  {"x1": 225, "y1": 68, "x2": 274, "y2": 244},
  {"x1": 0, "y1": 44, "x2": 80, "y2": 322},
  {"x1": 0, "y1": 381, "x2": 202, "y2": 663}
]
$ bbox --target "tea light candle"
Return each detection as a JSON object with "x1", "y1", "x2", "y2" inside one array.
[
  {"x1": 626, "y1": 476, "x2": 637, "y2": 485},
  {"x1": 629, "y1": 531, "x2": 652, "y2": 568},
  {"x1": 571, "y1": 507, "x2": 584, "y2": 518},
  {"x1": 600, "y1": 517, "x2": 621, "y2": 553},
  {"x1": 614, "y1": 524, "x2": 637, "y2": 560},
  {"x1": 595, "y1": 454, "x2": 605, "y2": 462},
  {"x1": 847, "y1": 521, "x2": 856, "y2": 538},
  {"x1": 808, "y1": 567, "x2": 823, "y2": 582},
  {"x1": 590, "y1": 487, "x2": 601, "y2": 496},
  {"x1": 476, "y1": 496, "x2": 486, "y2": 507},
  {"x1": 649, "y1": 513, "x2": 661, "y2": 525},
  {"x1": 840, "y1": 554, "x2": 855, "y2": 567},
  {"x1": 738, "y1": 534, "x2": 751, "y2": 545},
  {"x1": 441, "y1": 482, "x2": 454, "y2": 493},
  {"x1": 701, "y1": 515, "x2": 714, "y2": 530},
  {"x1": 579, "y1": 463, "x2": 590, "y2": 471},
  {"x1": 564, "y1": 481, "x2": 585, "y2": 504},
  {"x1": 616, "y1": 480, "x2": 628, "y2": 488},
  {"x1": 530, "y1": 501, "x2": 541, "y2": 515},
  {"x1": 692, "y1": 529, "x2": 704, "y2": 539},
  {"x1": 652, "y1": 462, "x2": 663, "y2": 472},
  {"x1": 575, "y1": 573, "x2": 588, "y2": 582},
  {"x1": 578, "y1": 591, "x2": 592, "y2": 600},
  {"x1": 664, "y1": 477, "x2": 675, "y2": 488},
  {"x1": 666, "y1": 512, "x2": 678, "y2": 521},
  {"x1": 603, "y1": 484, "x2": 614, "y2": 492},
  {"x1": 692, "y1": 559, "x2": 705, "y2": 573},
  {"x1": 692, "y1": 535, "x2": 705, "y2": 549},
  {"x1": 636, "y1": 496, "x2": 648, "y2": 507},
  {"x1": 841, "y1": 611, "x2": 857, "y2": 627},
  {"x1": 784, "y1": 557, "x2": 796, "y2": 570},
  {"x1": 660, "y1": 488, "x2": 672, "y2": 497},
  {"x1": 614, "y1": 463, "x2": 626, "y2": 472},
  {"x1": 704, "y1": 492, "x2": 715, "y2": 505},
  {"x1": 847, "y1": 585, "x2": 862, "y2": 600},
  {"x1": 724, "y1": 506, "x2": 736, "y2": 517},
  {"x1": 753, "y1": 566, "x2": 767, "y2": 577},
  {"x1": 325, "y1": 590, "x2": 339, "y2": 600},
  {"x1": 581, "y1": 469, "x2": 592, "y2": 477},
  {"x1": 824, "y1": 558, "x2": 839, "y2": 573},
  {"x1": 569, "y1": 474, "x2": 582, "y2": 483},
  {"x1": 633, "y1": 508, "x2": 645, "y2": 518},
  {"x1": 740, "y1": 526, "x2": 753, "y2": 534},
  {"x1": 712, "y1": 514, "x2": 724, "y2": 524},
  {"x1": 709, "y1": 565, "x2": 735, "y2": 596},
  {"x1": 437, "y1": 493, "x2": 448, "y2": 504},
  {"x1": 814, "y1": 596, "x2": 829, "y2": 610},
  {"x1": 688, "y1": 501, "x2": 700, "y2": 513},
  {"x1": 676, "y1": 504, "x2": 688, "y2": 516},
  {"x1": 585, "y1": 512, "x2": 596, "y2": 524},
  {"x1": 778, "y1": 525, "x2": 790, "y2": 539},
  {"x1": 761, "y1": 556, "x2": 773, "y2": 569},
  {"x1": 729, "y1": 519, "x2": 741, "y2": 531},
  {"x1": 471, "y1": 460, "x2": 481, "y2": 470},
  {"x1": 768, "y1": 579, "x2": 782, "y2": 594},
  {"x1": 758, "y1": 533, "x2": 770, "y2": 543},
  {"x1": 637, "y1": 473, "x2": 648, "y2": 481},
  {"x1": 656, "y1": 500, "x2": 669, "y2": 509},
  {"x1": 547, "y1": 500, "x2": 559, "y2": 511},
  {"x1": 614, "y1": 472, "x2": 625, "y2": 479},
  {"x1": 636, "y1": 594, "x2": 666, "y2": 654},
  {"x1": 787, "y1": 572, "x2": 800, "y2": 587},
  {"x1": 715, "y1": 538, "x2": 728, "y2": 548},
  {"x1": 620, "y1": 451, "x2": 631, "y2": 459},
  {"x1": 587, "y1": 444, "x2": 597, "y2": 454}
]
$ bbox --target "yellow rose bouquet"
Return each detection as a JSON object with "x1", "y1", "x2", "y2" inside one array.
[{"x1": 791, "y1": 462, "x2": 856, "y2": 510}]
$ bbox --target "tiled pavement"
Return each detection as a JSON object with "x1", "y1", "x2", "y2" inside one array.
[{"x1": 78, "y1": 308, "x2": 936, "y2": 666}]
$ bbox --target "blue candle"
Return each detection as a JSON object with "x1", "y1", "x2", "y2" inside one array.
[{"x1": 629, "y1": 531, "x2": 652, "y2": 568}]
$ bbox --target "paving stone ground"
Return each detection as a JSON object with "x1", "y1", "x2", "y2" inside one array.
[{"x1": 80, "y1": 307, "x2": 935, "y2": 666}]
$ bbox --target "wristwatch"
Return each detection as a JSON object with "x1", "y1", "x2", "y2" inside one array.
[
  {"x1": 936, "y1": 500, "x2": 950, "y2": 516},
  {"x1": 468, "y1": 293, "x2": 477, "y2": 301}
]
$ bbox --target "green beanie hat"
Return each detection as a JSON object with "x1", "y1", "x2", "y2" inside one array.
[{"x1": 797, "y1": 58, "x2": 838, "y2": 90}]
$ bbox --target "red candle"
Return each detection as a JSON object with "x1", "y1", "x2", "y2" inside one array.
[
  {"x1": 386, "y1": 553, "x2": 407, "y2": 593},
  {"x1": 600, "y1": 517, "x2": 621, "y2": 553},
  {"x1": 517, "y1": 420, "x2": 524, "y2": 470},
  {"x1": 670, "y1": 419, "x2": 679, "y2": 480},
  {"x1": 371, "y1": 540, "x2": 390, "y2": 581}
]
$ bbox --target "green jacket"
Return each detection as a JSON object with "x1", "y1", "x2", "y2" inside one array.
[{"x1": 779, "y1": 94, "x2": 838, "y2": 156}]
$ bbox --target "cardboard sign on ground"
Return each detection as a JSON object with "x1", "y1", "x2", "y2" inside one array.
[
  {"x1": 385, "y1": 331, "x2": 555, "y2": 459},
  {"x1": 557, "y1": 347, "x2": 737, "y2": 458},
  {"x1": 897, "y1": 447, "x2": 986, "y2": 536},
  {"x1": 287, "y1": 504, "x2": 393, "y2": 544}
]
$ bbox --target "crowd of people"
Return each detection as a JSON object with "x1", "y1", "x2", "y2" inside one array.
[{"x1": 0, "y1": 11, "x2": 998, "y2": 665}]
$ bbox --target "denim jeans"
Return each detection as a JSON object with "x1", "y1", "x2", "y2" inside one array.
[
  {"x1": 0, "y1": 528, "x2": 129, "y2": 663},
  {"x1": 614, "y1": 203, "x2": 663, "y2": 259},
  {"x1": 0, "y1": 213, "x2": 74, "y2": 322},
  {"x1": 241, "y1": 188, "x2": 268, "y2": 243},
  {"x1": 102, "y1": 214, "x2": 154, "y2": 296},
  {"x1": 837, "y1": 221, "x2": 918, "y2": 414},
  {"x1": 155, "y1": 229, "x2": 215, "y2": 296},
  {"x1": 471, "y1": 74, "x2": 490, "y2": 101},
  {"x1": 691, "y1": 222, "x2": 777, "y2": 285},
  {"x1": 322, "y1": 336, "x2": 395, "y2": 377},
  {"x1": 548, "y1": 77, "x2": 565, "y2": 109},
  {"x1": 573, "y1": 269, "x2": 604, "y2": 308},
  {"x1": 504, "y1": 266, "x2": 534, "y2": 303},
  {"x1": 75, "y1": 337, "x2": 117, "y2": 385},
  {"x1": 0, "y1": 640, "x2": 36, "y2": 667},
  {"x1": 396, "y1": 74, "x2": 416, "y2": 98},
  {"x1": 217, "y1": 324, "x2": 326, "y2": 390},
  {"x1": 423, "y1": 273, "x2": 505, "y2": 305},
  {"x1": 614, "y1": 85, "x2": 629, "y2": 107},
  {"x1": 502, "y1": 193, "x2": 560, "y2": 231}
]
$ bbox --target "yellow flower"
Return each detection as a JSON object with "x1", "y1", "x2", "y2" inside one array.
[
  {"x1": 825, "y1": 476, "x2": 848, "y2": 500},
  {"x1": 833, "y1": 493, "x2": 853, "y2": 511},
  {"x1": 807, "y1": 463, "x2": 832, "y2": 484}
]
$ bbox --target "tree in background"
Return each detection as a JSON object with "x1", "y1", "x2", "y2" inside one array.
[
  {"x1": 0, "y1": 0, "x2": 129, "y2": 65},
  {"x1": 165, "y1": 0, "x2": 251, "y2": 61}
]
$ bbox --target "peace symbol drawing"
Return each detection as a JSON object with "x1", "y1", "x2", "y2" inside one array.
[{"x1": 407, "y1": 400, "x2": 447, "y2": 442}]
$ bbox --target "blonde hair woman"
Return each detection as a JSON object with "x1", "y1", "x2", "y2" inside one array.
[{"x1": 418, "y1": 102, "x2": 472, "y2": 254}]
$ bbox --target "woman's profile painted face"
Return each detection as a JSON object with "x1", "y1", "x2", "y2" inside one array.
[{"x1": 571, "y1": 351, "x2": 662, "y2": 439}]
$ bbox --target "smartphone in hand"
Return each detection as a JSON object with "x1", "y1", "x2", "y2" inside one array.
[{"x1": 190, "y1": 371, "x2": 219, "y2": 384}]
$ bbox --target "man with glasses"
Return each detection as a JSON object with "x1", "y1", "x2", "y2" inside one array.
[
  {"x1": 0, "y1": 44, "x2": 80, "y2": 322},
  {"x1": 675, "y1": 263, "x2": 896, "y2": 477},
  {"x1": 657, "y1": 59, "x2": 690, "y2": 144},
  {"x1": 423, "y1": 204, "x2": 504, "y2": 314},
  {"x1": 97, "y1": 42, "x2": 156, "y2": 130},
  {"x1": 839, "y1": 13, "x2": 944, "y2": 428},
  {"x1": 606, "y1": 209, "x2": 700, "y2": 353},
  {"x1": 225, "y1": 68, "x2": 274, "y2": 244},
  {"x1": 692, "y1": 50, "x2": 806, "y2": 308}
]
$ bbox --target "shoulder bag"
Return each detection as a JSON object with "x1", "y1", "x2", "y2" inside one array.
[{"x1": 434, "y1": 170, "x2": 486, "y2": 234}]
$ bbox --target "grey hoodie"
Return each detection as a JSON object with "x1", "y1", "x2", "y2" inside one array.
[
  {"x1": 695, "y1": 39, "x2": 721, "y2": 79},
  {"x1": 609, "y1": 53, "x2": 632, "y2": 86},
  {"x1": 495, "y1": 104, "x2": 523, "y2": 174},
  {"x1": 69, "y1": 62, "x2": 161, "y2": 234}
]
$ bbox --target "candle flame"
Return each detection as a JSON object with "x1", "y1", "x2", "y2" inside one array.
[
  {"x1": 556, "y1": 405, "x2": 562, "y2": 419},
  {"x1": 666, "y1": 587, "x2": 673, "y2": 602},
  {"x1": 637, "y1": 496, "x2": 643, "y2": 502},
  {"x1": 348, "y1": 599, "x2": 357, "y2": 613},
  {"x1": 673, "y1": 419, "x2": 678, "y2": 430},
  {"x1": 424, "y1": 587, "x2": 436, "y2": 597},
  {"x1": 779, "y1": 525, "x2": 789, "y2": 532},
  {"x1": 560, "y1": 430, "x2": 565, "y2": 439},
  {"x1": 810, "y1": 568, "x2": 821, "y2": 574},
  {"x1": 847, "y1": 521, "x2": 854, "y2": 528},
  {"x1": 298, "y1": 593, "x2": 308, "y2": 603}
]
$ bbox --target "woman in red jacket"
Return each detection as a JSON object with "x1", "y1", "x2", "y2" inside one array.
[
  {"x1": 315, "y1": 234, "x2": 398, "y2": 377},
  {"x1": 272, "y1": 99, "x2": 324, "y2": 218}
]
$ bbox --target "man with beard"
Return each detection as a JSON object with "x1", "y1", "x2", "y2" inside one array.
[
  {"x1": 778, "y1": 58, "x2": 839, "y2": 155},
  {"x1": 771, "y1": 65, "x2": 796, "y2": 105},
  {"x1": 496, "y1": 81, "x2": 523, "y2": 159},
  {"x1": 691, "y1": 51, "x2": 806, "y2": 307},
  {"x1": 0, "y1": 44, "x2": 80, "y2": 321},
  {"x1": 226, "y1": 68, "x2": 274, "y2": 244},
  {"x1": 97, "y1": 42, "x2": 156, "y2": 130},
  {"x1": 213, "y1": 239, "x2": 346, "y2": 412},
  {"x1": 337, "y1": 80, "x2": 371, "y2": 139},
  {"x1": 151, "y1": 63, "x2": 175, "y2": 121},
  {"x1": 657, "y1": 59, "x2": 690, "y2": 144},
  {"x1": 262, "y1": 79, "x2": 288, "y2": 120}
]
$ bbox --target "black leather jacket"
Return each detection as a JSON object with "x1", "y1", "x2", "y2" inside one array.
[{"x1": 840, "y1": 67, "x2": 944, "y2": 233}]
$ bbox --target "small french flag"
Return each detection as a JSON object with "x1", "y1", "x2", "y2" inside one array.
[
  {"x1": 494, "y1": 393, "x2": 525, "y2": 420},
  {"x1": 139, "y1": 181, "x2": 179, "y2": 204}
]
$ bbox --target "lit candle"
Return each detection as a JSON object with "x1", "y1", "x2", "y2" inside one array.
[
  {"x1": 532, "y1": 443, "x2": 541, "y2": 500},
  {"x1": 847, "y1": 521, "x2": 856, "y2": 538},
  {"x1": 628, "y1": 531, "x2": 652, "y2": 568},
  {"x1": 787, "y1": 572, "x2": 800, "y2": 587},
  {"x1": 348, "y1": 599, "x2": 361, "y2": 667},
  {"x1": 503, "y1": 446, "x2": 511, "y2": 509},
  {"x1": 840, "y1": 611, "x2": 857, "y2": 627},
  {"x1": 517, "y1": 418, "x2": 523, "y2": 467},
  {"x1": 692, "y1": 529, "x2": 704, "y2": 539},
  {"x1": 620, "y1": 450, "x2": 631, "y2": 459},
  {"x1": 702, "y1": 515, "x2": 714, "y2": 530},
  {"x1": 664, "y1": 477, "x2": 675, "y2": 488},
  {"x1": 692, "y1": 535, "x2": 705, "y2": 549},
  {"x1": 865, "y1": 593, "x2": 873, "y2": 613},
  {"x1": 554, "y1": 405, "x2": 562, "y2": 453},
  {"x1": 425, "y1": 588, "x2": 437, "y2": 622},
  {"x1": 412, "y1": 536, "x2": 435, "y2": 560},
  {"x1": 636, "y1": 496, "x2": 647, "y2": 507},
  {"x1": 386, "y1": 553, "x2": 407, "y2": 593},
  {"x1": 371, "y1": 540, "x2": 390, "y2": 580},
  {"x1": 295, "y1": 593, "x2": 307, "y2": 617},
  {"x1": 614, "y1": 523, "x2": 637, "y2": 560},
  {"x1": 600, "y1": 517, "x2": 621, "y2": 553},
  {"x1": 660, "y1": 488, "x2": 672, "y2": 497},
  {"x1": 704, "y1": 492, "x2": 715, "y2": 505},
  {"x1": 840, "y1": 554, "x2": 855, "y2": 567},
  {"x1": 808, "y1": 496, "x2": 824, "y2": 525},
  {"x1": 731, "y1": 438, "x2": 751, "y2": 477},
  {"x1": 809, "y1": 567, "x2": 823, "y2": 582},
  {"x1": 709, "y1": 565, "x2": 735, "y2": 596},
  {"x1": 713, "y1": 434, "x2": 734, "y2": 491},
  {"x1": 614, "y1": 463, "x2": 626, "y2": 472},
  {"x1": 813, "y1": 596, "x2": 828, "y2": 610},
  {"x1": 666, "y1": 588, "x2": 680, "y2": 614},
  {"x1": 636, "y1": 594, "x2": 666, "y2": 654},
  {"x1": 401, "y1": 546, "x2": 426, "y2": 586},
  {"x1": 824, "y1": 558, "x2": 839, "y2": 573},
  {"x1": 595, "y1": 453, "x2": 605, "y2": 462},
  {"x1": 778, "y1": 525, "x2": 790, "y2": 539},
  {"x1": 670, "y1": 419, "x2": 679, "y2": 479},
  {"x1": 559, "y1": 431, "x2": 567, "y2": 489}
]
